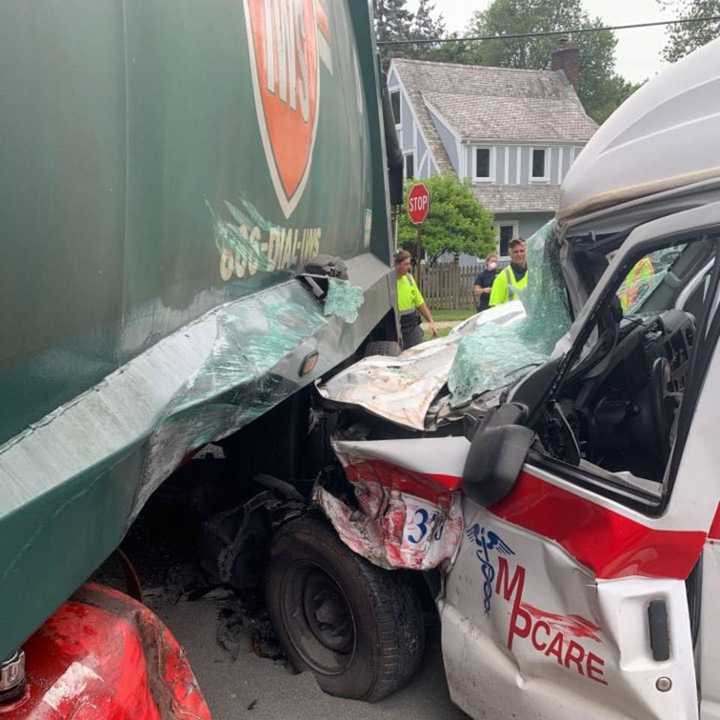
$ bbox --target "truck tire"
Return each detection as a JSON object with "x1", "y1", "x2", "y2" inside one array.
[
  {"x1": 364, "y1": 340, "x2": 401, "y2": 357},
  {"x1": 266, "y1": 514, "x2": 425, "y2": 702}
]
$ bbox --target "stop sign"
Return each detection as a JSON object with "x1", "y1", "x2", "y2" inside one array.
[{"x1": 407, "y1": 183, "x2": 430, "y2": 225}]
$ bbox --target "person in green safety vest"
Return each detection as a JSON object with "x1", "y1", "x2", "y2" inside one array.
[
  {"x1": 489, "y1": 238, "x2": 528, "y2": 307},
  {"x1": 395, "y1": 249, "x2": 438, "y2": 349}
]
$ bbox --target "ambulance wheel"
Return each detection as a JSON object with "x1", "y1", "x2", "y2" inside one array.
[{"x1": 266, "y1": 514, "x2": 425, "y2": 702}]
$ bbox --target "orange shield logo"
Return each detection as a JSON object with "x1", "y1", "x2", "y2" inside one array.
[{"x1": 244, "y1": 0, "x2": 320, "y2": 218}]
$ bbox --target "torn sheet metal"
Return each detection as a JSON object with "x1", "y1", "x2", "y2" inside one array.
[
  {"x1": 316, "y1": 437, "x2": 467, "y2": 571},
  {"x1": 317, "y1": 334, "x2": 460, "y2": 429},
  {"x1": 4, "y1": 582, "x2": 210, "y2": 720},
  {"x1": 0, "y1": 256, "x2": 393, "y2": 662},
  {"x1": 141, "y1": 288, "x2": 328, "y2": 511},
  {"x1": 317, "y1": 302, "x2": 524, "y2": 430}
]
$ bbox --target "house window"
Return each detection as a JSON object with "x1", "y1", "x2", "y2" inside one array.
[
  {"x1": 474, "y1": 147, "x2": 493, "y2": 181},
  {"x1": 404, "y1": 152, "x2": 415, "y2": 180},
  {"x1": 496, "y1": 222, "x2": 518, "y2": 256},
  {"x1": 531, "y1": 148, "x2": 548, "y2": 180},
  {"x1": 390, "y1": 90, "x2": 401, "y2": 125}
]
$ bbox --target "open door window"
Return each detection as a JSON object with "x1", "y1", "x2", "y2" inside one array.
[{"x1": 518, "y1": 211, "x2": 720, "y2": 513}]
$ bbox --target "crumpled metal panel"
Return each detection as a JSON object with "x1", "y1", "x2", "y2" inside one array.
[
  {"x1": 3, "y1": 583, "x2": 210, "y2": 720},
  {"x1": 318, "y1": 226, "x2": 568, "y2": 429},
  {"x1": 315, "y1": 485, "x2": 463, "y2": 571},
  {"x1": 140, "y1": 286, "x2": 328, "y2": 512},
  {"x1": 317, "y1": 334, "x2": 460, "y2": 429},
  {"x1": 316, "y1": 302, "x2": 525, "y2": 430},
  {"x1": 0, "y1": 256, "x2": 393, "y2": 662},
  {"x1": 316, "y1": 437, "x2": 467, "y2": 571},
  {"x1": 319, "y1": 223, "x2": 567, "y2": 430}
]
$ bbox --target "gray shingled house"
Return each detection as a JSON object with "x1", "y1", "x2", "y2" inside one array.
[{"x1": 387, "y1": 45, "x2": 598, "y2": 257}]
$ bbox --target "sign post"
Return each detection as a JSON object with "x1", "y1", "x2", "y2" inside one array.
[{"x1": 406, "y1": 182, "x2": 430, "y2": 268}]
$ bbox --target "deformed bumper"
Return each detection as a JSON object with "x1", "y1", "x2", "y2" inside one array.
[{"x1": 315, "y1": 437, "x2": 468, "y2": 572}]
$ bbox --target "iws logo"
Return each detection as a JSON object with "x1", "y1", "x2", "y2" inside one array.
[{"x1": 244, "y1": 0, "x2": 332, "y2": 218}]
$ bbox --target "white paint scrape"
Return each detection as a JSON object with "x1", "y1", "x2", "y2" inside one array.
[{"x1": 42, "y1": 661, "x2": 102, "y2": 712}]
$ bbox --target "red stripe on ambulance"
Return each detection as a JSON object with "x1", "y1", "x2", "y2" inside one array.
[{"x1": 490, "y1": 471, "x2": 705, "y2": 580}]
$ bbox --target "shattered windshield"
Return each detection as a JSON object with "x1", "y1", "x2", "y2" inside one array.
[{"x1": 448, "y1": 221, "x2": 571, "y2": 406}]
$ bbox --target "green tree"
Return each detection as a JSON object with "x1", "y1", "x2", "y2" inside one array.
[
  {"x1": 398, "y1": 175, "x2": 496, "y2": 264},
  {"x1": 374, "y1": 0, "x2": 450, "y2": 65},
  {"x1": 418, "y1": 33, "x2": 473, "y2": 63},
  {"x1": 459, "y1": 0, "x2": 639, "y2": 124},
  {"x1": 658, "y1": 0, "x2": 720, "y2": 61},
  {"x1": 373, "y1": 0, "x2": 414, "y2": 66},
  {"x1": 406, "y1": 0, "x2": 446, "y2": 58}
]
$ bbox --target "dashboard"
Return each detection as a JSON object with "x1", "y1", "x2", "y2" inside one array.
[{"x1": 541, "y1": 309, "x2": 695, "y2": 480}]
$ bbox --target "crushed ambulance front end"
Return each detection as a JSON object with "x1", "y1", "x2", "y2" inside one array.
[{"x1": 313, "y1": 37, "x2": 720, "y2": 720}]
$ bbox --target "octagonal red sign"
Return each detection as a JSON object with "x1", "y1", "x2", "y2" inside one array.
[{"x1": 407, "y1": 183, "x2": 430, "y2": 225}]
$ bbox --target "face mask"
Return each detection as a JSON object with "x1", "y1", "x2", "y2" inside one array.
[{"x1": 486, "y1": 262, "x2": 497, "y2": 270}]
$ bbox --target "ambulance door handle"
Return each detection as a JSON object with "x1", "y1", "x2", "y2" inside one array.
[{"x1": 647, "y1": 600, "x2": 670, "y2": 662}]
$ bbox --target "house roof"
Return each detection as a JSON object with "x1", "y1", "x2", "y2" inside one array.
[
  {"x1": 391, "y1": 58, "x2": 598, "y2": 165},
  {"x1": 391, "y1": 60, "x2": 455, "y2": 173},
  {"x1": 423, "y1": 91, "x2": 597, "y2": 143},
  {"x1": 472, "y1": 184, "x2": 561, "y2": 214}
]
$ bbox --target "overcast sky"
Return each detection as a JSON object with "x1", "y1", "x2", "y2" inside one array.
[{"x1": 406, "y1": 0, "x2": 675, "y2": 83}]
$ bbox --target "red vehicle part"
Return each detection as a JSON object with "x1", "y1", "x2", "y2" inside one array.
[{"x1": 1, "y1": 583, "x2": 211, "y2": 720}]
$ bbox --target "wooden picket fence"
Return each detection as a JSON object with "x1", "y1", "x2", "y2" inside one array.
[{"x1": 415, "y1": 261, "x2": 482, "y2": 310}]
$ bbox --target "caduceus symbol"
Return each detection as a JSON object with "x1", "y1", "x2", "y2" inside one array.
[{"x1": 465, "y1": 524, "x2": 514, "y2": 614}]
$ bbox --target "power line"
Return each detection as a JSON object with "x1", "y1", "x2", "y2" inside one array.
[{"x1": 376, "y1": 15, "x2": 720, "y2": 46}]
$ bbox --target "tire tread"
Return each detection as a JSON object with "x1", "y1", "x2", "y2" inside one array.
[{"x1": 267, "y1": 514, "x2": 425, "y2": 702}]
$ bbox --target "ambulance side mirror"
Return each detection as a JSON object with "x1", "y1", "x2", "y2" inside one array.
[{"x1": 462, "y1": 423, "x2": 535, "y2": 507}]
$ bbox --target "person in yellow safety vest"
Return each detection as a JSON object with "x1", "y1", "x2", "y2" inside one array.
[
  {"x1": 394, "y1": 249, "x2": 438, "y2": 349},
  {"x1": 617, "y1": 255, "x2": 655, "y2": 312},
  {"x1": 489, "y1": 238, "x2": 528, "y2": 307}
]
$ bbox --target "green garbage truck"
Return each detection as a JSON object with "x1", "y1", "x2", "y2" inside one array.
[{"x1": 0, "y1": 1, "x2": 403, "y2": 714}]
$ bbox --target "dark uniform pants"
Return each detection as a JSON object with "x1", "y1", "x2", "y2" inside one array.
[{"x1": 402, "y1": 323, "x2": 424, "y2": 350}]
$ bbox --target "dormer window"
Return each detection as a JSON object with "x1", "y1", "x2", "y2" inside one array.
[
  {"x1": 531, "y1": 148, "x2": 548, "y2": 181},
  {"x1": 473, "y1": 147, "x2": 494, "y2": 182}
]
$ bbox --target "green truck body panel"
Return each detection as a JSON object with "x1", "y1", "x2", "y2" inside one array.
[{"x1": 0, "y1": 0, "x2": 393, "y2": 658}]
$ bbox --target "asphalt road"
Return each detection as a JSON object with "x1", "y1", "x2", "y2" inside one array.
[{"x1": 155, "y1": 595, "x2": 470, "y2": 720}]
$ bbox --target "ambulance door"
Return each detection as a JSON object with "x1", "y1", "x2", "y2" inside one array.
[{"x1": 441, "y1": 205, "x2": 720, "y2": 720}]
